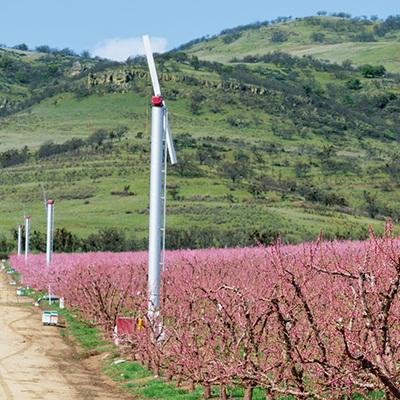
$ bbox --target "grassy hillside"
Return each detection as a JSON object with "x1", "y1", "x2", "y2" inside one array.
[
  {"x1": 1, "y1": 20, "x2": 400, "y2": 250},
  {"x1": 184, "y1": 15, "x2": 400, "y2": 72}
]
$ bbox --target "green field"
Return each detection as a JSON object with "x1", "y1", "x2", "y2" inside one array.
[
  {"x1": 1, "y1": 15, "x2": 400, "y2": 249},
  {"x1": 185, "y1": 16, "x2": 400, "y2": 72}
]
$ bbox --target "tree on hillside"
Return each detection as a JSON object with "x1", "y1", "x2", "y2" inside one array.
[
  {"x1": 35, "y1": 45, "x2": 52, "y2": 53},
  {"x1": 0, "y1": 146, "x2": 29, "y2": 168},
  {"x1": 83, "y1": 228, "x2": 127, "y2": 252},
  {"x1": 53, "y1": 228, "x2": 81, "y2": 252},
  {"x1": 59, "y1": 48, "x2": 77, "y2": 56},
  {"x1": 167, "y1": 183, "x2": 181, "y2": 201},
  {"x1": 310, "y1": 32, "x2": 326, "y2": 42},
  {"x1": 363, "y1": 190, "x2": 379, "y2": 218},
  {"x1": 330, "y1": 11, "x2": 352, "y2": 18},
  {"x1": 80, "y1": 50, "x2": 91, "y2": 58},
  {"x1": 352, "y1": 32, "x2": 376, "y2": 42},
  {"x1": 189, "y1": 91, "x2": 205, "y2": 115},
  {"x1": 271, "y1": 30, "x2": 289, "y2": 43},
  {"x1": 189, "y1": 55, "x2": 200, "y2": 70},
  {"x1": 87, "y1": 129, "x2": 109, "y2": 148},
  {"x1": 220, "y1": 160, "x2": 249, "y2": 183},
  {"x1": 385, "y1": 154, "x2": 400, "y2": 185},
  {"x1": 196, "y1": 146, "x2": 221, "y2": 165},
  {"x1": 113, "y1": 125, "x2": 128, "y2": 141},
  {"x1": 173, "y1": 152, "x2": 203, "y2": 177},
  {"x1": 346, "y1": 78, "x2": 362, "y2": 90},
  {"x1": 295, "y1": 162, "x2": 311, "y2": 178},
  {"x1": 13, "y1": 43, "x2": 29, "y2": 51},
  {"x1": 359, "y1": 64, "x2": 386, "y2": 78}
]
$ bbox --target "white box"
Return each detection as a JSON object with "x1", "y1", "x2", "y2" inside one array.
[{"x1": 42, "y1": 311, "x2": 58, "y2": 326}]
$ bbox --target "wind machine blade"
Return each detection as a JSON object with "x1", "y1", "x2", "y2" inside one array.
[
  {"x1": 142, "y1": 35, "x2": 177, "y2": 165},
  {"x1": 163, "y1": 110, "x2": 177, "y2": 165},
  {"x1": 142, "y1": 35, "x2": 161, "y2": 97}
]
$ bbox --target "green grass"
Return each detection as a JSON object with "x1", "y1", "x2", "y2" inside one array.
[
  {"x1": 57, "y1": 306, "x2": 386, "y2": 400},
  {"x1": 60, "y1": 309, "x2": 111, "y2": 350},
  {"x1": 291, "y1": 41, "x2": 400, "y2": 72},
  {"x1": 0, "y1": 92, "x2": 148, "y2": 151},
  {"x1": 189, "y1": 39, "x2": 400, "y2": 72},
  {"x1": 0, "y1": 124, "x2": 393, "y2": 241},
  {"x1": 186, "y1": 16, "x2": 400, "y2": 72},
  {"x1": 107, "y1": 362, "x2": 204, "y2": 400},
  {"x1": 59, "y1": 308, "x2": 209, "y2": 399}
]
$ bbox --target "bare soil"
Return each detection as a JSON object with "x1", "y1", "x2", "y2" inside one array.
[{"x1": 0, "y1": 271, "x2": 129, "y2": 400}]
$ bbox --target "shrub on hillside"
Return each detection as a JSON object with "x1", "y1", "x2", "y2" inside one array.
[
  {"x1": 0, "y1": 146, "x2": 29, "y2": 168},
  {"x1": 37, "y1": 138, "x2": 85, "y2": 159},
  {"x1": 12, "y1": 43, "x2": 29, "y2": 51},
  {"x1": 82, "y1": 228, "x2": 128, "y2": 252},
  {"x1": 346, "y1": 78, "x2": 362, "y2": 90},
  {"x1": 351, "y1": 32, "x2": 376, "y2": 42},
  {"x1": 359, "y1": 64, "x2": 386, "y2": 78},
  {"x1": 310, "y1": 31, "x2": 326, "y2": 42},
  {"x1": 222, "y1": 32, "x2": 241, "y2": 44},
  {"x1": 270, "y1": 30, "x2": 289, "y2": 43}
]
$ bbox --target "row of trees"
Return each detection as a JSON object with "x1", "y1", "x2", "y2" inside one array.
[
  {"x1": 39, "y1": 126, "x2": 129, "y2": 157},
  {"x1": 9, "y1": 227, "x2": 145, "y2": 253},
  {"x1": 0, "y1": 126, "x2": 129, "y2": 168},
  {"x1": 10, "y1": 43, "x2": 91, "y2": 58},
  {"x1": 232, "y1": 52, "x2": 387, "y2": 79},
  {"x1": 5, "y1": 224, "x2": 282, "y2": 254}
]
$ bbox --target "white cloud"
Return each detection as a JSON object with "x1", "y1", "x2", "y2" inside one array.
[{"x1": 91, "y1": 36, "x2": 168, "y2": 62}]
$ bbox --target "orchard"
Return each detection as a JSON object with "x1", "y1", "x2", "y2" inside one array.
[{"x1": 10, "y1": 222, "x2": 400, "y2": 399}]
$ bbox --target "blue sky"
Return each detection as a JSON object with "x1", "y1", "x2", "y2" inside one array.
[{"x1": 1, "y1": 0, "x2": 399, "y2": 60}]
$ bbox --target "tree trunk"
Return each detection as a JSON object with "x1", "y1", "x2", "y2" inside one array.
[
  {"x1": 151, "y1": 360, "x2": 160, "y2": 377},
  {"x1": 203, "y1": 384, "x2": 212, "y2": 399},
  {"x1": 243, "y1": 386, "x2": 253, "y2": 400},
  {"x1": 219, "y1": 385, "x2": 228, "y2": 400},
  {"x1": 265, "y1": 388, "x2": 276, "y2": 399}
]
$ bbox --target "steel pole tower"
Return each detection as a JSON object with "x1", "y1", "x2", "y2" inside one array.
[
  {"x1": 46, "y1": 199, "x2": 54, "y2": 304},
  {"x1": 46, "y1": 199, "x2": 54, "y2": 266},
  {"x1": 143, "y1": 35, "x2": 177, "y2": 327},
  {"x1": 147, "y1": 96, "x2": 164, "y2": 320},
  {"x1": 24, "y1": 216, "x2": 30, "y2": 262},
  {"x1": 17, "y1": 225, "x2": 22, "y2": 256}
]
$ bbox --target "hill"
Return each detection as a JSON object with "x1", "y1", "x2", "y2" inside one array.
[
  {"x1": 1, "y1": 17, "x2": 400, "y2": 251},
  {"x1": 183, "y1": 15, "x2": 400, "y2": 72}
]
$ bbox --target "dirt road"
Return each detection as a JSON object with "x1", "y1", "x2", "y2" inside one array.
[{"x1": 0, "y1": 271, "x2": 127, "y2": 400}]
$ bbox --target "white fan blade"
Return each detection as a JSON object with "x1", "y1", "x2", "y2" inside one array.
[
  {"x1": 164, "y1": 110, "x2": 177, "y2": 165},
  {"x1": 142, "y1": 35, "x2": 162, "y2": 96}
]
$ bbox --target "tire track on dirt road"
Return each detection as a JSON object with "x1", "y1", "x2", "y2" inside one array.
[
  {"x1": 0, "y1": 310, "x2": 36, "y2": 400},
  {"x1": 0, "y1": 365, "x2": 14, "y2": 400},
  {"x1": 0, "y1": 312, "x2": 35, "y2": 364},
  {"x1": 0, "y1": 278, "x2": 33, "y2": 400}
]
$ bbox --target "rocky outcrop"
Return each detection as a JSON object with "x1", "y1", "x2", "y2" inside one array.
[
  {"x1": 69, "y1": 61, "x2": 86, "y2": 77},
  {"x1": 87, "y1": 68, "x2": 270, "y2": 96}
]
